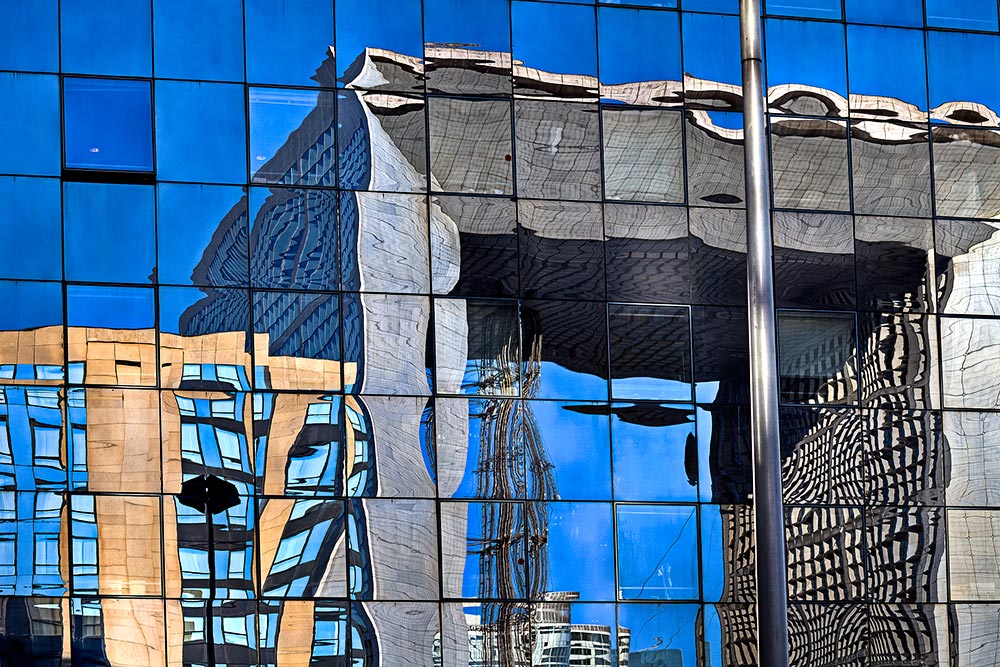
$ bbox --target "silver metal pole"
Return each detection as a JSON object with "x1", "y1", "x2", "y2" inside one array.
[{"x1": 739, "y1": 1, "x2": 791, "y2": 666}]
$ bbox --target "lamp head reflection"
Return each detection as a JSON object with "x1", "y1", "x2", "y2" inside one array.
[{"x1": 177, "y1": 474, "x2": 240, "y2": 515}]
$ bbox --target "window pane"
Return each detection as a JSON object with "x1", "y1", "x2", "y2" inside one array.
[
  {"x1": 0, "y1": 1, "x2": 59, "y2": 72},
  {"x1": 765, "y1": 19, "x2": 846, "y2": 117},
  {"x1": 927, "y1": 0, "x2": 999, "y2": 30},
  {"x1": 845, "y1": 0, "x2": 922, "y2": 26},
  {"x1": 682, "y1": 13, "x2": 741, "y2": 105},
  {"x1": 528, "y1": 400, "x2": 611, "y2": 500},
  {"x1": 60, "y1": 0, "x2": 151, "y2": 76},
  {"x1": 928, "y1": 31, "x2": 1000, "y2": 125},
  {"x1": 777, "y1": 311, "x2": 857, "y2": 406},
  {"x1": 428, "y1": 97, "x2": 513, "y2": 195},
  {"x1": 514, "y1": 100, "x2": 601, "y2": 200},
  {"x1": 609, "y1": 305, "x2": 692, "y2": 402},
  {"x1": 336, "y1": 0, "x2": 423, "y2": 89},
  {"x1": 523, "y1": 300, "x2": 608, "y2": 399},
  {"x1": 850, "y1": 121, "x2": 931, "y2": 217},
  {"x1": 603, "y1": 108, "x2": 684, "y2": 202},
  {"x1": 0, "y1": 177, "x2": 61, "y2": 281},
  {"x1": 153, "y1": 0, "x2": 244, "y2": 81},
  {"x1": 64, "y1": 183, "x2": 155, "y2": 284},
  {"x1": 765, "y1": 0, "x2": 841, "y2": 19},
  {"x1": 250, "y1": 87, "x2": 337, "y2": 187},
  {"x1": 612, "y1": 402, "x2": 697, "y2": 501},
  {"x1": 616, "y1": 505, "x2": 699, "y2": 600},
  {"x1": 425, "y1": 0, "x2": 511, "y2": 96},
  {"x1": 932, "y1": 126, "x2": 1000, "y2": 219},
  {"x1": 847, "y1": 26, "x2": 926, "y2": 112},
  {"x1": 542, "y1": 502, "x2": 614, "y2": 601},
  {"x1": 512, "y1": 1, "x2": 597, "y2": 97},
  {"x1": 245, "y1": 0, "x2": 334, "y2": 87},
  {"x1": 518, "y1": 202, "x2": 604, "y2": 300},
  {"x1": 0, "y1": 73, "x2": 60, "y2": 176},
  {"x1": 157, "y1": 183, "x2": 248, "y2": 287},
  {"x1": 773, "y1": 211, "x2": 855, "y2": 309},
  {"x1": 63, "y1": 78, "x2": 153, "y2": 172},
  {"x1": 598, "y1": 7, "x2": 681, "y2": 107},
  {"x1": 770, "y1": 117, "x2": 850, "y2": 212},
  {"x1": 155, "y1": 81, "x2": 247, "y2": 184}
]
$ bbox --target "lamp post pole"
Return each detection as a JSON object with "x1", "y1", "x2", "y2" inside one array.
[{"x1": 739, "y1": 1, "x2": 791, "y2": 666}]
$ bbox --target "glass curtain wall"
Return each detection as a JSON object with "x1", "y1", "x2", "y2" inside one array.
[{"x1": 0, "y1": 0, "x2": 998, "y2": 664}]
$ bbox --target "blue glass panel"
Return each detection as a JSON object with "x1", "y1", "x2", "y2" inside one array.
[
  {"x1": 765, "y1": 0, "x2": 841, "y2": 19},
  {"x1": 543, "y1": 503, "x2": 614, "y2": 601},
  {"x1": 67, "y1": 285, "x2": 155, "y2": 329},
  {"x1": 765, "y1": 19, "x2": 847, "y2": 104},
  {"x1": 927, "y1": 0, "x2": 999, "y2": 30},
  {"x1": 249, "y1": 87, "x2": 336, "y2": 186},
  {"x1": 611, "y1": 403, "x2": 697, "y2": 501},
  {"x1": 0, "y1": 73, "x2": 60, "y2": 176},
  {"x1": 157, "y1": 183, "x2": 248, "y2": 287},
  {"x1": 63, "y1": 78, "x2": 153, "y2": 172},
  {"x1": 598, "y1": 7, "x2": 681, "y2": 99},
  {"x1": 0, "y1": 1, "x2": 59, "y2": 72},
  {"x1": 425, "y1": 0, "x2": 510, "y2": 53},
  {"x1": 683, "y1": 0, "x2": 737, "y2": 12},
  {"x1": 0, "y1": 282, "x2": 62, "y2": 330},
  {"x1": 616, "y1": 504, "x2": 699, "y2": 600},
  {"x1": 928, "y1": 31, "x2": 1000, "y2": 122},
  {"x1": 0, "y1": 177, "x2": 61, "y2": 281},
  {"x1": 617, "y1": 603, "x2": 699, "y2": 660},
  {"x1": 682, "y1": 12, "x2": 741, "y2": 88},
  {"x1": 528, "y1": 400, "x2": 612, "y2": 500},
  {"x1": 845, "y1": 0, "x2": 922, "y2": 27},
  {"x1": 848, "y1": 26, "x2": 927, "y2": 110},
  {"x1": 159, "y1": 286, "x2": 250, "y2": 336},
  {"x1": 600, "y1": 0, "x2": 675, "y2": 8},
  {"x1": 60, "y1": 0, "x2": 151, "y2": 76},
  {"x1": 153, "y1": 0, "x2": 244, "y2": 81},
  {"x1": 155, "y1": 81, "x2": 247, "y2": 184},
  {"x1": 63, "y1": 183, "x2": 155, "y2": 284},
  {"x1": 245, "y1": 0, "x2": 334, "y2": 87},
  {"x1": 335, "y1": 0, "x2": 422, "y2": 81},
  {"x1": 512, "y1": 2, "x2": 597, "y2": 78}
]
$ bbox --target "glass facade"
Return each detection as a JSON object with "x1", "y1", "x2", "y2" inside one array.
[{"x1": 0, "y1": 1, "x2": 997, "y2": 665}]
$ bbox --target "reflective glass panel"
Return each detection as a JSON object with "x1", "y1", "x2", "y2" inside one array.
[
  {"x1": 514, "y1": 101, "x2": 601, "y2": 200},
  {"x1": 689, "y1": 208, "x2": 747, "y2": 306},
  {"x1": 847, "y1": 26, "x2": 927, "y2": 112},
  {"x1": 780, "y1": 406, "x2": 864, "y2": 503},
  {"x1": 786, "y1": 506, "x2": 865, "y2": 600},
  {"x1": 602, "y1": 108, "x2": 684, "y2": 202},
  {"x1": 528, "y1": 400, "x2": 611, "y2": 500},
  {"x1": 245, "y1": 0, "x2": 334, "y2": 87},
  {"x1": 597, "y1": 7, "x2": 681, "y2": 107},
  {"x1": 928, "y1": 31, "x2": 1000, "y2": 124},
  {"x1": 926, "y1": 0, "x2": 999, "y2": 30},
  {"x1": 428, "y1": 98, "x2": 513, "y2": 195},
  {"x1": 0, "y1": 177, "x2": 61, "y2": 281},
  {"x1": 518, "y1": 202, "x2": 604, "y2": 301},
  {"x1": 523, "y1": 300, "x2": 608, "y2": 400},
  {"x1": 682, "y1": 12, "x2": 742, "y2": 106},
  {"x1": 157, "y1": 184, "x2": 248, "y2": 287},
  {"x1": 63, "y1": 183, "x2": 155, "y2": 284},
  {"x1": 765, "y1": 19, "x2": 847, "y2": 117},
  {"x1": 765, "y1": 0, "x2": 841, "y2": 19},
  {"x1": 687, "y1": 111, "x2": 745, "y2": 207},
  {"x1": 540, "y1": 503, "x2": 614, "y2": 603},
  {"x1": 773, "y1": 211, "x2": 855, "y2": 309},
  {"x1": 770, "y1": 117, "x2": 850, "y2": 212},
  {"x1": 777, "y1": 311, "x2": 858, "y2": 406},
  {"x1": 0, "y1": 1, "x2": 58, "y2": 73},
  {"x1": 701, "y1": 505, "x2": 755, "y2": 603},
  {"x1": 250, "y1": 87, "x2": 337, "y2": 187},
  {"x1": 249, "y1": 188, "x2": 338, "y2": 290},
  {"x1": 932, "y1": 126, "x2": 1000, "y2": 219},
  {"x1": 616, "y1": 505, "x2": 699, "y2": 600},
  {"x1": 845, "y1": 0, "x2": 922, "y2": 27},
  {"x1": 936, "y1": 219, "x2": 1000, "y2": 316},
  {"x1": 605, "y1": 203, "x2": 688, "y2": 304},
  {"x1": 0, "y1": 73, "x2": 60, "y2": 177},
  {"x1": 611, "y1": 402, "x2": 697, "y2": 501},
  {"x1": 940, "y1": 316, "x2": 1000, "y2": 410},
  {"x1": 850, "y1": 121, "x2": 931, "y2": 217},
  {"x1": 432, "y1": 195, "x2": 518, "y2": 297},
  {"x1": 60, "y1": 0, "x2": 151, "y2": 76},
  {"x1": 855, "y1": 216, "x2": 933, "y2": 312},
  {"x1": 154, "y1": 81, "x2": 247, "y2": 185},
  {"x1": 948, "y1": 509, "x2": 1000, "y2": 601},
  {"x1": 153, "y1": 0, "x2": 243, "y2": 81},
  {"x1": 425, "y1": 0, "x2": 511, "y2": 96},
  {"x1": 512, "y1": 1, "x2": 597, "y2": 95},
  {"x1": 335, "y1": 0, "x2": 423, "y2": 88},
  {"x1": 63, "y1": 78, "x2": 153, "y2": 172},
  {"x1": 609, "y1": 305, "x2": 692, "y2": 402}
]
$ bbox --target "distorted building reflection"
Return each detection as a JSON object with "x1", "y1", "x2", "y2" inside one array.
[{"x1": 4, "y1": 27, "x2": 1000, "y2": 666}]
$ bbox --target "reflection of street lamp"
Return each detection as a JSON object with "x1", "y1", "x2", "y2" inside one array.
[{"x1": 176, "y1": 475, "x2": 240, "y2": 667}]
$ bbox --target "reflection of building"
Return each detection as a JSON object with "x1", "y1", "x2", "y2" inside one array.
[{"x1": 4, "y1": 14, "x2": 1000, "y2": 664}]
